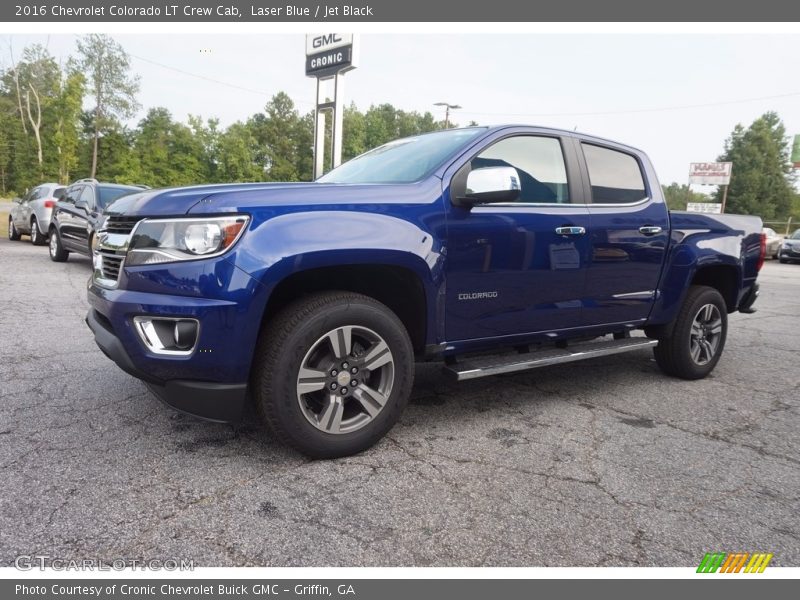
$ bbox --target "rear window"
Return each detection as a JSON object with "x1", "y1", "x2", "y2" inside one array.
[
  {"x1": 53, "y1": 187, "x2": 66, "y2": 200},
  {"x1": 582, "y1": 143, "x2": 647, "y2": 204},
  {"x1": 98, "y1": 186, "x2": 138, "y2": 209}
]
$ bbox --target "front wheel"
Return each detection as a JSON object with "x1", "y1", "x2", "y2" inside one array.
[
  {"x1": 8, "y1": 218, "x2": 21, "y2": 241},
  {"x1": 252, "y1": 291, "x2": 414, "y2": 458},
  {"x1": 654, "y1": 285, "x2": 728, "y2": 380},
  {"x1": 48, "y1": 227, "x2": 69, "y2": 262}
]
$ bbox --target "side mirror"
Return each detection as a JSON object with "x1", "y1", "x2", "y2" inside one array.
[
  {"x1": 461, "y1": 166, "x2": 521, "y2": 205},
  {"x1": 75, "y1": 199, "x2": 88, "y2": 211}
]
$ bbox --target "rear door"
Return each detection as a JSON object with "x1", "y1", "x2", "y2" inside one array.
[
  {"x1": 444, "y1": 131, "x2": 592, "y2": 342},
  {"x1": 18, "y1": 187, "x2": 39, "y2": 231},
  {"x1": 576, "y1": 140, "x2": 669, "y2": 326}
]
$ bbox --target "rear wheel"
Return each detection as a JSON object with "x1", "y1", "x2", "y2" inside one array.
[
  {"x1": 8, "y1": 218, "x2": 21, "y2": 241},
  {"x1": 252, "y1": 291, "x2": 414, "y2": 458},
  {"x1": 30, "y1": 217, "x2": 45, "y2": 245},
  {"x1": 654, "y1": 285, "x2": 727, "y2": 380},
  {"x1": 48, "y1": 227, "x2": 69, "y2": 262}
]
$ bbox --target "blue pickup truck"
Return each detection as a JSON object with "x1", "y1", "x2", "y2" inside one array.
[{"x1": 85, "y1": 125, "x2": 764, "y2": 457}]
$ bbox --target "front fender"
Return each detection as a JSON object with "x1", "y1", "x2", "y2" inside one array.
[{"x1": 231, "y1": 210, "x2": 447, "y2": 346}]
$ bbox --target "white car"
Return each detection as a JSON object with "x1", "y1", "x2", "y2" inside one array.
[
  {"x1": 763, "y1": 227, "x2": 782, "y2": 259},
  {"x1": 8, "y1": 182, "x2": 66, "y2": 245}
]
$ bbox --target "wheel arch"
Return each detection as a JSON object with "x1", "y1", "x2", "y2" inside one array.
[{"x1": 259, "y1": 260, "x2": 432, "y2": 355}]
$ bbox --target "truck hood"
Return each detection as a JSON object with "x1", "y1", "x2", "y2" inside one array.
[
  {"x1": 104, "y1": 182, "x2": 318, "y2": 217},
  {"x1": 104, "y1": 180, "x2": 438, "y2": 217}
]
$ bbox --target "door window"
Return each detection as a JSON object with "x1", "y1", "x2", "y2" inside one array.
[
  {"x1": 582, "y1": 144, "x2": 647, "y2": 204},
  {"x1": 471, "y1": 136, "x2": 570, "y2": 204},
  {"x1": 78, "y1": 186, "x2": 95, "y2": 209},
  {"x1": 64, "y1": 186, "x2": 82, "y2": 205}
]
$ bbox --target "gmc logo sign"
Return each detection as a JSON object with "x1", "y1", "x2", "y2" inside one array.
[{"x1": 312, "y1": 34, "x2": 342, "y2": 48}]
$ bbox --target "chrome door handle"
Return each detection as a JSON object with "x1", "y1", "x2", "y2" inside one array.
[
  {"x1": 555, "y1": 226, "x2": 586, "y2": 236},
  {"x1": 639, "y1": 226, "x2": 662, "y2": 235}
]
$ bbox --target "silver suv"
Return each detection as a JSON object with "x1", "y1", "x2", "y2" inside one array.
[{"x1": 8, "y1": 183, "x2": 66, "y2": 245}]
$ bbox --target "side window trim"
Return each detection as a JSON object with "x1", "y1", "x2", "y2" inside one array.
[{"x1": 578, "y1": 141, "x2": 651, "y2": 205}]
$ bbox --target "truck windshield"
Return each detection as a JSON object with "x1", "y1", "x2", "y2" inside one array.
[{"x1": 318, "y1": 127, "x2": 487, "y2": 184}]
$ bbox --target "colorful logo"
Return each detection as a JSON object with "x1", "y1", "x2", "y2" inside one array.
[{"x1": 697, "y1": 552, "x2": 773, "y2": 573}]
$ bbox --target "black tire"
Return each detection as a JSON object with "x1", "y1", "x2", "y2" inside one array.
[
  {"x1": 8, "y1": 218, "x2": 21, "y2": 241},
  {"x1": 252, "y1": 291, "x2": 414, "y2": 458},
  {"x1": 48, "y1": 226, "x2": 69, "y2": 262},
  {"x1": 30, "y1": 217, "x2": 45, "y2": 245},
  {"x1": 653, "y1": 285, "x2": 727, "y2": 380}
]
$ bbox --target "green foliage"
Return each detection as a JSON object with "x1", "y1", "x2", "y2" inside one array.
[
  {"x1": 661, "y1": 183, "x2": 711, "y2": 211},
  {"x1": 74, "y1": 34, "x2": 141, "y2": 177},
  {"x1": 714, "y1": 112, "x2": 796, "y2": 219}
]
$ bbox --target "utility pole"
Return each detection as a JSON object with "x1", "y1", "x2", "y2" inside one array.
[{"x1": 434, "y1": 102, "x2": 461, "y2": 128}]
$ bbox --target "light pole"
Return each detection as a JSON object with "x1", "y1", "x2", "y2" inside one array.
[{"x1": 434, "y1": 102, "x2": 461, "y2": 128}]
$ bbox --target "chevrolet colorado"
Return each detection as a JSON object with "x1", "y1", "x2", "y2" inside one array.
[{"x1": 85, "y1": 126, "x2": 764, "y2": 457}]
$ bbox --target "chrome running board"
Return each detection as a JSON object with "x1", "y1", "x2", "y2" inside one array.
[{"x1": 443, "y1": 336, "x2": 657, "y2": 381}]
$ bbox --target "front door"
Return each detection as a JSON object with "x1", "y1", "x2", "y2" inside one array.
[{"x1": 444, "y1": 133, "x2": 591, "y2": 342}]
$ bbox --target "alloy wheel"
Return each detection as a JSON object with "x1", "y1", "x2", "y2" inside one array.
[
  {"x1": 690, "y1": 304, "x2": 723, "y2": 366},
  {"x1": 296, "y1": 325, "x2": 395, "y2": 434}
]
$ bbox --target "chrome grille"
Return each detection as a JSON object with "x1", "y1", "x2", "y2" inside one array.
[
  {"x1": 105, "y1": 216, "x2": 143, "y2": 235},
  {"x1": 100, "y1": 252, "x2": 124, "y2": 281}
]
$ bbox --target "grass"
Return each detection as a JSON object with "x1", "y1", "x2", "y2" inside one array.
[{"x1": 0, "y1": 199, "x2": 11, "y2": 232}]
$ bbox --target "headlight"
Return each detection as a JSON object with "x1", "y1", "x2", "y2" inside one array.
[{"x1": 126, "y1": 216, "x2": 249, "y2": 266}]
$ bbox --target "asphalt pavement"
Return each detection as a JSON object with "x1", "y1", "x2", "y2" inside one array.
[{"x1": 0, "y1": 234, "x2": 797, "y2": 567}]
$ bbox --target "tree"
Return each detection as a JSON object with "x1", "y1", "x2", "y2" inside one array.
[
  {"x1": 74, "y1": 34, "x2": 140, "y2": 178},
  {"x1": 249, "y1": 92, "x2": 310, "y2": 181},
  {"x1": 8, "y1": 45, "x2": 61, "y2": 181},
  {"x1": 218, "y1": 122, "x2": 261, "y2": 182},
  {"x1": 714, "y1": 112, "x2": 796, "y2": 219},
  {"x1": 53, "y1": 70, "x2": 85, "y2": 184},
  {"x1": 661, "y1": 183, "x2": 711, "y2": 211}
]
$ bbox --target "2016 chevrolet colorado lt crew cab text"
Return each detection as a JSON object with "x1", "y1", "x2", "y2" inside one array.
[{"x1": 85, "y1": 126, "x2": 764, "y2": 457}]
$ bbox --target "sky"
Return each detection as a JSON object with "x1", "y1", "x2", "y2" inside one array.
[{"x1": 4, "y1": 32, "x2": 800, "y2": 186}]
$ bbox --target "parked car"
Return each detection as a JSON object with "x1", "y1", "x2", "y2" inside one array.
[
  {"x1": 85, "y1": 125, "x2": 764, "y2": 458},
  {"x1": 763, "y1": 227, "x2": 782, "y2": 259},
  {"x1": 48, "y1": 179, "x2": 146, "y2": 262},
  {"x1": 7, "y1": 182, "x2": 66, "y2": 245},
  {"x1": 777, "y1": 229, "x2": 800, "y2": 263}
]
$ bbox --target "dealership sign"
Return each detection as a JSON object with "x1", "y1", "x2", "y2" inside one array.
[
  {"x1": 305, "y1": 33, "x2": 357, "y2": 78},
  {"x1": 688, "y1": 162, "x2": 732, "y2": 185},
  {"x1": 687, "y1": 202, "x2": 723, "y2": 214}
]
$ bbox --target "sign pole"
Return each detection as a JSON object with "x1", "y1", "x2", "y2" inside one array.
[
  {"x1": 331, "y1": 72, "x2": 344, "y2": 169},
  {"x1": 313, "y1": 78, "x2": 326, "y2": 180},
  {"x1": 720, "y1": 184, "x2": 728, "y2": 214},
  {"x1": 305, "y1": 34, "x2": 357, "y2": 179}
]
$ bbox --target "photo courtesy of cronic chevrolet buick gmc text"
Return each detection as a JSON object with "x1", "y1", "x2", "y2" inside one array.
[
  {"x1": 85, "y1": 126, "x2": 764, "y2": 458},
  {"x1": 48, "y1": 179, "x2": 146, "y2": 262}
]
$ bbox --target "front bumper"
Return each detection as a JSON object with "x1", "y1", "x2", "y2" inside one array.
[
  {"x1": 778, "y1": 246, "x2": 800, "y2": 260},
  {"x1": 86, "y1": 307, "x2": 247, "y2": 423}
]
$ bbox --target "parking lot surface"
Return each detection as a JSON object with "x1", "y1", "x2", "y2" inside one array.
[{"x1": 0, "y1": 235, "x2": 798, "y2": 566}]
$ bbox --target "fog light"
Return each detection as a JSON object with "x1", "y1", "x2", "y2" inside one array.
[
  {"x1": 134, "y1": 316, "x2": 199, "y2": 355},
  {"x1": 174, "y1": 320, "x2": 198, "y2": 350}
]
